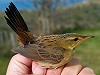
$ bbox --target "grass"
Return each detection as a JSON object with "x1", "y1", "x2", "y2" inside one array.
[
  {"x1": 0, "y1": 28, "x2": 100, "y2": 75},
  {"x1": 0, "y1": 57, "x2": 10, "y2": 75},
  {"x1": 74, "y1": 28, "x2": 100, "y2": 75}
]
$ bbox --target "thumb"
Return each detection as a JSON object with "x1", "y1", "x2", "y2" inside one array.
[{"x1": 6, "y1": 54, "x2": 32, "y2": 75}]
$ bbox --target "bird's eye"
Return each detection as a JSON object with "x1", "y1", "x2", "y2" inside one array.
[{"x1": 74, "y1": 38, "x2": 78, "y2": 41}]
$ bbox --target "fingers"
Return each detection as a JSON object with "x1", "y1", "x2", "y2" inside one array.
[
  {"x1": 78, "y1": 67, "x2": 96, "y2": 75},
  {"x1": 61, "y1": 57, "x2": 83, "y2": 75},
  {"x1": 6, "y1": 54, "x2": 47, "y2": 75},
  {"x1": 46, "y1": 66, "x2": 64, "y2": 75},
  {"x1": 32, "y1": 62, "x2": 47, "y2": 75},
  {"x1": 6, "y1": 54, "x2": 32, "y2": 75},
  {"x1": 6, "y1": 55, "x2": 95, "y2": 75}
]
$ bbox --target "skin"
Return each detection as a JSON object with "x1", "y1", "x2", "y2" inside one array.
[{"x1": 6, "y1": 54, "x2": 95, "y2": 75}]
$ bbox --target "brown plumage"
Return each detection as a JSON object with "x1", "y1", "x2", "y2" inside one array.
[
  {"x1": 5, "y1": 2, "x2": 33, "y2": 45},
  {"x1": 5, "y1": 2, "x2": 94, "y2": 68}
]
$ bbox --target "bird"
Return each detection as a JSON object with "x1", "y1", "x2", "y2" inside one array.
[{"x1": 4, "y1": 2, "x2": 94, "y2": 68}]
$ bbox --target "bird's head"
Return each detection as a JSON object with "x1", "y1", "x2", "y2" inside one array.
[{"x1": 61, "y1": 33, "x2": 94, "y2": 50}]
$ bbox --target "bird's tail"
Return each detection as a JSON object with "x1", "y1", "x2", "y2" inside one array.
[{"x1": 5, "y1": 2, "x2": 33, "y2": 45}]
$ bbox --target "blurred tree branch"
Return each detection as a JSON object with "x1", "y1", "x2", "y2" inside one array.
[{"x1": 32, "y1": 0, "x2": 66, "y2": 35}]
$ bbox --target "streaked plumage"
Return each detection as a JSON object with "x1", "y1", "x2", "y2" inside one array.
[{"x1": 5, "y1": 2, "x2": 94, "y2": 68}]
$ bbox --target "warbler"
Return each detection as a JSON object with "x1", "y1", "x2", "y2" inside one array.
[{"x1": 5, "y1": 2, "x2": 94, "y2": 68}]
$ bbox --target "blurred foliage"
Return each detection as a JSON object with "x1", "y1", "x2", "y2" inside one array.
[
  {"x1": 0, "y1": 1, "x2": 100, "y2": 75},
  {"x1": 0, "y1": 2, "x2": 100, "y2": 34},
  {"x1": 0, "y1": 41, "x2": 14, "y2": 57},
  {"x1": 52, "y1": 3, "x2": 100, "y2": 29},
  {"x1": 0, "y1": 57, "x2": 10, "y2": 75}
]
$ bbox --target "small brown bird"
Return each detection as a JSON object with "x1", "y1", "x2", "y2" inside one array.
[{"x1": 5, "y1": 2, "x2": 94, "y2": 68}]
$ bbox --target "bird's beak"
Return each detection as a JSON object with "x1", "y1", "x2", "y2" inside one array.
[{"x1": 82, "y1": 36, "x2": 95, "y2": 41}]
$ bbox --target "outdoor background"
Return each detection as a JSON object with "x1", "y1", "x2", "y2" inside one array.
[{"x1": 0, "y1": 0, "x2": 100, "y2": 75}]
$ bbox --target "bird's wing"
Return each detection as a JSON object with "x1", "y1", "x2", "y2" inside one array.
[
  {"x1": 5, "y1": 2, "x2": 34, "y2": 44},
  {"x1": 12, "y1": 36, "x2": 65, "y2": 64},
  {"x1": 12, "y1": 44, "x2": 42, "y2": 61},
  {"x1": 35, "y1": 35, "x2": 66, "y2": 64}
]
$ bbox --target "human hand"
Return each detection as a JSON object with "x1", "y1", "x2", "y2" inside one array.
[{"x1": 6, "y1": 54, "x2": 95, "y2": 75}]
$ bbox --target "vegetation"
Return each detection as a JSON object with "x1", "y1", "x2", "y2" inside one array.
[
  {"x1": 0, "y1": 57, "x2": 10, "y2": 75},
  {"x1": 0, "y1": 2, "x2": 100, "y2": 34},
  {"x1": 0, "y1": 1, "x2": 100, "y2": 75}
]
